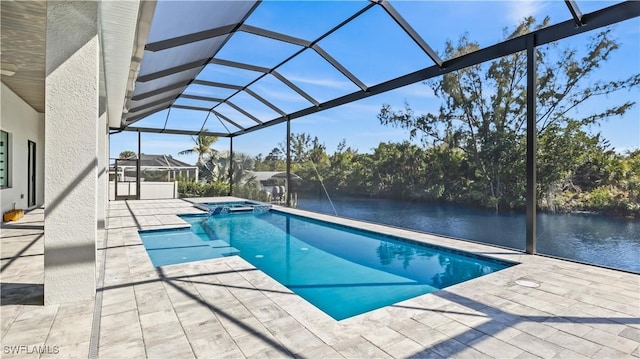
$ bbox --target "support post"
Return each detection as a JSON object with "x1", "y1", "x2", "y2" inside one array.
[
  {"x1": 229, "y1": 137, "x2": 233, "y2": 196},
  {"x1": 136, "y1": 131, "x2": 141, "y2": 199},
  {"x1": 286, "y1": 118, "x2": 291, "y2": 207},
  {"x1": 44, "y1": 1, "x2": 99, "y2": 304},
  {"x1": 97, "y1": 112, "x2": 107, "y2": 232},
  {"x1": 526, "y1": 35, "x2": 537, "y2": 254}
]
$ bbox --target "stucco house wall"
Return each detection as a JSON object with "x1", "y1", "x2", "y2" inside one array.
[{"x1": 1, "y1": 82, "x2": 45, "y2": 215}]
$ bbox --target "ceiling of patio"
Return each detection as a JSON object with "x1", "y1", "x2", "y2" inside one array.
[
  {"x1": 121, "y1": 0, "x2": 636, "y2": 138},
  {"x1": 0, "y1": 1, "x2": 47, "y2": 112}
]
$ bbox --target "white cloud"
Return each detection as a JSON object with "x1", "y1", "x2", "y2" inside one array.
[
  {"x1": 284, "y1": 74, "x2": 353, "y2": 91},
  {"x1": 339, "y1": 102, "x2": 384, "y2": 115},
  {"x1": 251, "y1": 84, "x2": 309, "y2": 104},
  {"x1": 506, "y1": 0, "x2": 545, "y2": 25},
  {"x1": 614, "y1": 146, "x2": 640, "y2": 155},
  {"x1": 394, "y1": 84, "x2": 436, "y2": 99},
  {"x1": 293, "y1": 115, "x2": 339, "y2": 126}
]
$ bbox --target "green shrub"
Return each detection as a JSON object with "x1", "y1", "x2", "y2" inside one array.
[
  {"x1": 178, "y1": 180, "x2": 229, "y2": 198},
  {"x1": 232, "y1": 184, "x2": 270, "y2": 202},
  {"x1": 585, "y1": 187, "x2": 614, "y2": 209}
]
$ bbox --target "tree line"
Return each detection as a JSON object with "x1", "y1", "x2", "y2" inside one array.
[
  {"x1": 250, "y1": 133, "x2": 639, "y2": 217},
  {"x1": 178, "y1": 127, "x2": 639, "y2": 217}
]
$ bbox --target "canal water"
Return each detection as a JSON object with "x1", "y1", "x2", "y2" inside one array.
[{"x1": 297, "y1": 197, "x2": 640, "y2": 273}]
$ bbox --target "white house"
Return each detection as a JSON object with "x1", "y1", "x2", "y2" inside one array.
[{"x1": 246, "y1": 171, "x2": 302, "y2": 204}]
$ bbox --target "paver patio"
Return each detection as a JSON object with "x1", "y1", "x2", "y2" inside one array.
[{"x1": 1, "y1": 198, "x2": 638, "y2": 358}]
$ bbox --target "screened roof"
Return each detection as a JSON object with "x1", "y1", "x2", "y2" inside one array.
[{"x1": 120, "y1": 0, "x2": 638, "y2": 138}]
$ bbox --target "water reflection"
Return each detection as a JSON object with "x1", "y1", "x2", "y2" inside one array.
[
  {"x1": 377, "y1": 242, "x2": 420, "y2": 268},
  {"x1": 299, "y1": 197, "x2": 640, "y2": 273},
  {"x1": 185, "y1": 211, "x2": 511, "y2": 320},
  {"x1": 431, "y1": 254, "x2": 497, "y2": 288}
]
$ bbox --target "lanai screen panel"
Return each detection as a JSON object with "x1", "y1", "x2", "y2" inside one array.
[
  {"x1": 317, "y1": 4, "x2": 437, "y2": 87},
  {"x1": 196, "y1": 63, "x2": 263, "y2": 88},
  {"x1": 243, "y1": 1, "x2": 367, "y2": 41},
  {"x1": 390, "y1": 1, "x2": 569, "y2": 59},
  {"x1": 577, "y1": 0, "x2": 624, "y2": 15},
  {"x1": 275, "y1": 49, "x2": 362, "y2": 103},
  {"x1": 125, "y1": 0, "x2": 258, "y2": 127},
  {"x1": 121, "y1": 0, "x2": 639, "y2": 137}
]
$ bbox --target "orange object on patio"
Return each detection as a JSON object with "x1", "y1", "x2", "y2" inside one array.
[{"x1": 3, "y1": 209, "x2": 24, "y2": 222}]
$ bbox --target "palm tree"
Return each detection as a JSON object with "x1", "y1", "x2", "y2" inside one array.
[
  {"x1": 207, "y1": 150, "x2": 231, "y2": 182},
  {"x1": 178, "y1": 131, "x2": 218, "y2": 167},
  {"x1": 230, "y1": 152, "x2": 256, "y2": 186},
  {"x1": 118, "y1": 150, "x2": 136, "y2": 159}
]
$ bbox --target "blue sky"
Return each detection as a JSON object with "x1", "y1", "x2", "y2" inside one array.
[{"x1": 111, "y1": 0, "x2": 639, "y2": 165}]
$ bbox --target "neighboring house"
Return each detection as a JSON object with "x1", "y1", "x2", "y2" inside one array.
[
  {"x1": 111, "y1": 153, "x2": 198, "y2": 182},
  {"x1": 246, "y1": 171, "x2": 302, "y2": 203}
]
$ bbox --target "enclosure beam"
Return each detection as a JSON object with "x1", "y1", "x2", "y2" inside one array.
[
  {"x1": 286, "y1": 118, "x2": 292, "y2": 207},
  {"x1": 272, "y1": 71, "x2": 320, "y2": 107},
  {"x1": 121, "y1": 126, "x2": 230, "y2": 137},
  {"x1": 192, "y1": 80, "x2": 244, "y2": 90},
  {"x1": 137, "y1": 131, "x2": 142, "y2": 200},
  {"x1": 172, "y1": 104, "x2": 210, "y2": 112},
  {"x1": 526, "y1": 35, "x2": 537, "y2": 255},
  {"x1": 145, "y1": 23, "x2": 237, "y2": 52},
  {"x1": 313, "y1": 44, "x2": 367, "y2": 91},
  {"x1": 377, "y1": 0, "x2": 443, "y2": 67},
  {"x1": 211, "y1": 110, "x2": 246, "y2": 131},
  {"x1": 117, "y1": 0, "x2": 638, "y2": 140},
  {"x1": 210, "y1": 58, "x2": 270, "y2": 73},
  {"x1": 233, "y1": 0, "x2": 639, "y2": 137},
  {"x1": 129, "y1": 96, "x2": 175, "y2": 113},
  {"x1": 239, "y1": 24, "x2": 312, "y2": 47},
  {"x1": 131, "y1": 81, "x2": 190, "y2": 101},
  {"x1": 244, "y1": 89, "x2": 287, "y2": 116},
  {"x1": 125, "y1": 106, "x2": 169, "y2": 125},
  {"x1": 229, "y1": 137, "x2": 234, "y2": 196},
  {"x1": 136, "y1": 59, "x2": 207, "y2": 83},
  {"x1": 227, "y1": 101, "x2": 263, "y2": 124},
  {"x1": 181, "y1": 94, "x2": 225, "y2": 102},
  {"x1": 565, "y1": 0, "x2": 584, "y2": 27}
]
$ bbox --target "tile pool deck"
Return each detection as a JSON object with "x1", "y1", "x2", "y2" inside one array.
[{"x1": 1, "y1": 198, "x2": 638, "y2": 358}]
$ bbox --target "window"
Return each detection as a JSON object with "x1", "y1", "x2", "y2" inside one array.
[{"x1": 0, "y1": 130, "x2": 8, "y2": 188}]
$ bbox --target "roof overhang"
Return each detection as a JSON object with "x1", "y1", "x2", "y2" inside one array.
[
  {"x1": 249, "y1": 171, "x2": 303, "y2": 181},
  {"x1": 0, "y1": 0, "x2": 150, "y2": 121},
  {"x1": 100, "y1": 0, "x2": 154, "y2": 128}
]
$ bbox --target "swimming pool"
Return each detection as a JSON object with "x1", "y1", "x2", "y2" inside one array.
[
  {"x1": 191, "y1": 201, "x2": 272, "y2": 216},
  {"x1": 140, "y1": 209, "x2": 514, "y2": 320}
]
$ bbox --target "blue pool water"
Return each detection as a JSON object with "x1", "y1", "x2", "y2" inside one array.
[
  {"x1": 202, "y1": 201, "x2": 261, "y2": 208},
  {"x1": 139, "y1": 229, "x2": 240, "y2": 267},
  {"x1": 140, "y1": 210, "x2": 514, "y2": 320}
]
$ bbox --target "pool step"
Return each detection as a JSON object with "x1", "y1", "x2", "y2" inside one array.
[
  {"x1": 195, "y1": 202, "x2": 273, "y2": 216},
  {"x1": 210, "y1": 246, "x2": 240, "y2": 257},
  {"x1": 200, "y1": 220, "x2": 219, "y2": 240},
  {"x1": 207, "y1": 239, "x2": 239, "y2": 257}
]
